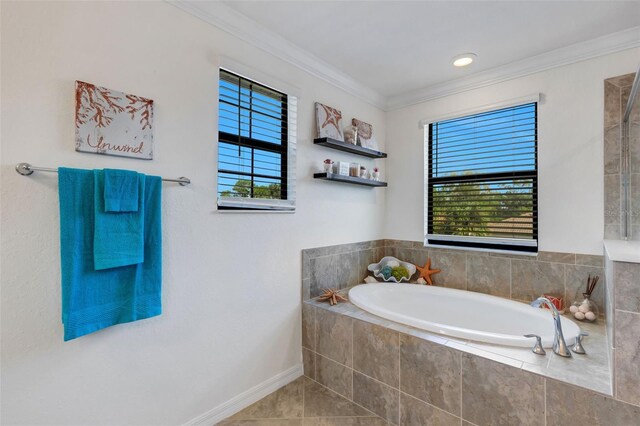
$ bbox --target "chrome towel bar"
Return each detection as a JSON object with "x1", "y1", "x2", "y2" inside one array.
[{"x1": 15, "y1": 163, "x2": 191, "y2": 186}]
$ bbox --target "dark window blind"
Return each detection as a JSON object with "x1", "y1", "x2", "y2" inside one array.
[
  {"x1": 427, "y1": 102, "x2": 538, "y2": 252},
  {"x1": 218, "y1": 69, "x2": 288, "y2": 203}
]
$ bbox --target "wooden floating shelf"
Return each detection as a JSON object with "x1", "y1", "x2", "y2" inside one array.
[
  {"x1": 314, "y1": 137, "x2": 387, "y2": 159},
  {"x1": 313, "y1": 173, "x2": 388, "y2": 187}
]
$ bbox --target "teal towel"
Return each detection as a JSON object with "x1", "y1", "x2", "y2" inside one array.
[
  {"x1": 58, "y1": 167, "x2": 162, "y2": 341},
  {"x1": 94, "y1": 170, "x2": 144, "y2": 270},
  {"x1": 104, "y1": 169, "x2": 139, "y2": 212}
]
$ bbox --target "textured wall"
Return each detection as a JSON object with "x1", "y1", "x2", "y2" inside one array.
[{"x1": 0, "y1": 2, "x2": 386, "y2": 424}]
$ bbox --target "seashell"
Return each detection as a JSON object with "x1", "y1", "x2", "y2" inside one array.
[
  {"x1": 367, "y1": 256, "x2": 417, "y2": 283},
  {"x1": 574, "y1": 311, "x2": 586, "y2": 320},
  {"x1": 578, "y1": 304, "x2": 590, "y2": 313},
  {"x1": 385, "y1": 260, "x2": 400, "y2": 268},
  {"x1": 416, "y1": 277, "x2": 427, "y2": 285},
  {"x1": 569, "y1": 305, "x2": 579, "y2": 313},
  {"x1": 585, "y1": 311, "x2": 596, "y2": 321},
  {"x1": 364, "y1": 276, "x2": 379, "y2": 284}
]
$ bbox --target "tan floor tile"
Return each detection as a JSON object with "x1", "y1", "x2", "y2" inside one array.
[
  {"x1": 228, "y1": 378, "x2": 304, "y2": 420},
  {"x1": 304, "y1": 378, "x2": 371, "y2": 418}
]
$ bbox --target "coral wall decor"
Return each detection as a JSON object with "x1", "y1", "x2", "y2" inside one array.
[{"x1": 75, "y1": 81, "x2": 153, "y2": 160}]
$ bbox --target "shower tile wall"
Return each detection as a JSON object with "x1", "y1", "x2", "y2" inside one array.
[
  {"x1": 604, "y1": 252, "x2": 640, "y2": 406},
  {"x1": 604, "y1": 73, "x2": 640, "y2": 239},
  {"x1": 302, "y1": 240, "x2": 604, "y2": 313}
]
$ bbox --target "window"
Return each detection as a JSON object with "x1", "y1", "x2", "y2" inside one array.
[
  {"x1": 426, "y1": 102, "x2": 537, "y2": 252},
  {"x1": 217, "y1": 69, "x2": 296, "y2": 211}
]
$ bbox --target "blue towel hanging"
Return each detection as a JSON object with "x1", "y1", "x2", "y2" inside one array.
[
  {"x1": 58, "y1": 167, "x2": 162, "y2": 341},
  {"x1": 94, "y1": 169, "x2": 144, "y2": 270},
  {"x1": 103, "y1": 168, "x2": 140, "y2": 212}
]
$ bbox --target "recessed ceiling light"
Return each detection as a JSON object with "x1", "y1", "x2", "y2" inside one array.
[{"x1": 452, "y1": 53, "x2": 477, "y2": 67}]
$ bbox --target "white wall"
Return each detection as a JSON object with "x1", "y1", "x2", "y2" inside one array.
[
  {"x1": 384, "y1": 49, "x2": 640, "y2": 255},
  {"x1": 0, "y1": 2, "x2": 386, "y2": 424}
]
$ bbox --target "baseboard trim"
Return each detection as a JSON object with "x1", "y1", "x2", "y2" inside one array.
[{"x1": 183, "y1": 363, "x2": 303, "y2": 426}]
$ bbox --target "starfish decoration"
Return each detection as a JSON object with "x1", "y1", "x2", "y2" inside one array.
[
  {"x1": 415, "y1": 258, "x2": 441, "y2": 285},
  {"x1": 318, "y1": 288, "x2": 348, "y2": 306},
  {"x1": 320, "y1": 104, "x2": 342, "y2": 132}
]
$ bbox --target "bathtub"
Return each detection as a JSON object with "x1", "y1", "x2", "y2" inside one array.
[{"x1": 349, "y1": 283, "x2": 580, "y2": 348}]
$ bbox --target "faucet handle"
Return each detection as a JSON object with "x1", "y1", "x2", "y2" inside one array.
[
  {"x1": 572, "y1": 331, "x2": 589, "y2": 354},
  {"x1": 524, "y1": 334, "x2": 546, "y2": 355}
]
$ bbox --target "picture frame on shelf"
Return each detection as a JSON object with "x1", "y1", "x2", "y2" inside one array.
[
  {"x1": 315, "y1": 102, "x2": 344, "y2": 141},
  {"x1": 352, "y1": 117, "x2": 378, "y2": 150}
]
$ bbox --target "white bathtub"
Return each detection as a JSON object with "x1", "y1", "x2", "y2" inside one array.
[{"x1": 349, "y1": 283, "x2": 580, "y2": 348}]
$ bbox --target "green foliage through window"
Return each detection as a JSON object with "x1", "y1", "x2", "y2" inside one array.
[
  {"x1": 427, "y1": 102, "x2": 537, "y2": 251},
  {"x1": 217, "y1": 69, "x2": 288, "y2": 202}
]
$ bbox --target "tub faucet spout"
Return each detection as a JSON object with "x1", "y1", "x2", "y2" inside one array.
[{"x1": 530, "y1": 297, "x2": 572, "y2": 358}]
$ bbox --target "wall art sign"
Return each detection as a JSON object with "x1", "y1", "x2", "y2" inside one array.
[
  {"x1": 75, "y1": 81, "x2": 154, "y2": 160},
  {"x1": 315, "y1": 102, "x2": 344, "y2": 141}
]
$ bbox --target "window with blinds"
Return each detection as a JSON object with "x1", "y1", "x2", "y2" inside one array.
[
  {"x1": 217, "y1": 69, "x2": 296, "y2": 211},
  {"x1": 426, "y1": 102, "x2": 538, "y2": 252}
]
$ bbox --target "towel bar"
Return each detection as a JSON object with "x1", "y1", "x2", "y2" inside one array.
[{"x1": 15, "y1": 163, "x2": 191, "y2": 186}]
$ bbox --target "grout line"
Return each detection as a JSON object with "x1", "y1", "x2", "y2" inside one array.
[
  {"x1": 459, "y1": 351, "x2": 463, "y2": 422},
  {"x1": 397, "y1": 332, "x2": 401, "y2": 426},
  {"x1": 314, "y1": 305, "x2": 318, "y2": 380},
  {"x1": 614, "y1": 349, "x2": 619, "y2": 400},
  {"x1": 544, "y1": 378, "x2": 547, "y2": 426},
  {"x1": 353, "y1": 369, "x2": 398, "y2": 392},
  {"x1": 397, "y1": 387, "x2": 401, "y2": 425},
  {"x1": 509, "y1": 257, "x2": 512, "y2": 299},
  {"x1": 563, "y1": 264, "x2": 568, "y2": 308},
  {"x1": 614, "y1": 308, "x2": 640, "y2": 315},
  {"x1": 465, "y1": 253, "x2": 469, "y2": 291},
  {"x1": 351, "y1": 319, "x2": 355, "y2": 399},
  {"x1": 315, "y1": 353, "x2": 352, "y2": 400},
  {"x1": 306, "y1": 376, "x2": 383, "y2": 420},
  {"x1": 401, "y1": 391, "x2": 463, "y2": 422}
]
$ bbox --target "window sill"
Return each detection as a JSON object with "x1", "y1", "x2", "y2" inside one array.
[
  {"x1": 423, "y1": 243, "x2": 538, "y2": 257},
  {"x1": 217, "y1": 208, "x2": 295, "y2": 214}
]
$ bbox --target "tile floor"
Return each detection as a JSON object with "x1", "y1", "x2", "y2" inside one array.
[{"x1": 218, "y1": 376, "x2": 387, "y2": 425}]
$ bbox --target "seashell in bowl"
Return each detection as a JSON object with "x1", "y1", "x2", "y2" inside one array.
[{"x1": 367, "y1": 256, "x2": 417, "y2": 283}]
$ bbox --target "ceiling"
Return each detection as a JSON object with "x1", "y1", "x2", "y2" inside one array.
[{"x1": 175, "y1": 1, "x2": 640, "y2": 108}]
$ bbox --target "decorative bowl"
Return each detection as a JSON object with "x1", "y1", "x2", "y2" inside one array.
[{"x1": 368, "y1": 256, "x2": 417, "y2": 283}]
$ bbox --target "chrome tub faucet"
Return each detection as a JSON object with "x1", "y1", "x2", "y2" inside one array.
[{"x1": 530, "y1": 297, "x2": 572, "y2": 358}]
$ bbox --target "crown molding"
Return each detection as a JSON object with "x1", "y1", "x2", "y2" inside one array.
[
  {"x1": 168, "y1": 0, "x2": 387, "y2": 109},
  {"x1": 386, "y1": 26, "x2": 640, "y2": 110},
  {"x1": 168, "y1": 2, "x2": 639, "y2": 112}
]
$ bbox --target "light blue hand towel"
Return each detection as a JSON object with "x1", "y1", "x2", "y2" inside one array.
[
  {"x1": 104, "y1": 169, "x2": 139, "y2": 212},
  {"x1": 58, "y1": 167, "x2": 162, "y2": 341},
  {"x1": 94, "y1": 169, "x2": 144, "y2": 271}
]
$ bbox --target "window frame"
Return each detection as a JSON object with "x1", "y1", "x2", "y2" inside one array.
[
  {"x1": 217, "y1": 67, "x2": 297, "y2": 212},
  {"x1": 425, "y1": 101, "x2": 539, "y2": 254}
]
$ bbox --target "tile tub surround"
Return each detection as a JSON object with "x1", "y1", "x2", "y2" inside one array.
[
  {"x1": 604, "y1": 245, "x2": 640, "y2": 407},
  {"x1": 302, "y1": 240, "x2": 386, "y2": 300},
  {"x1": 301, "y1": 299, "x2": 630, "y2": 426},
  {"x1": 303, "y1": 240, "x2": 606, "y2": 316},
  {"x1": 604, "y1": 72, "x2": 640, "y2": 240}
]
